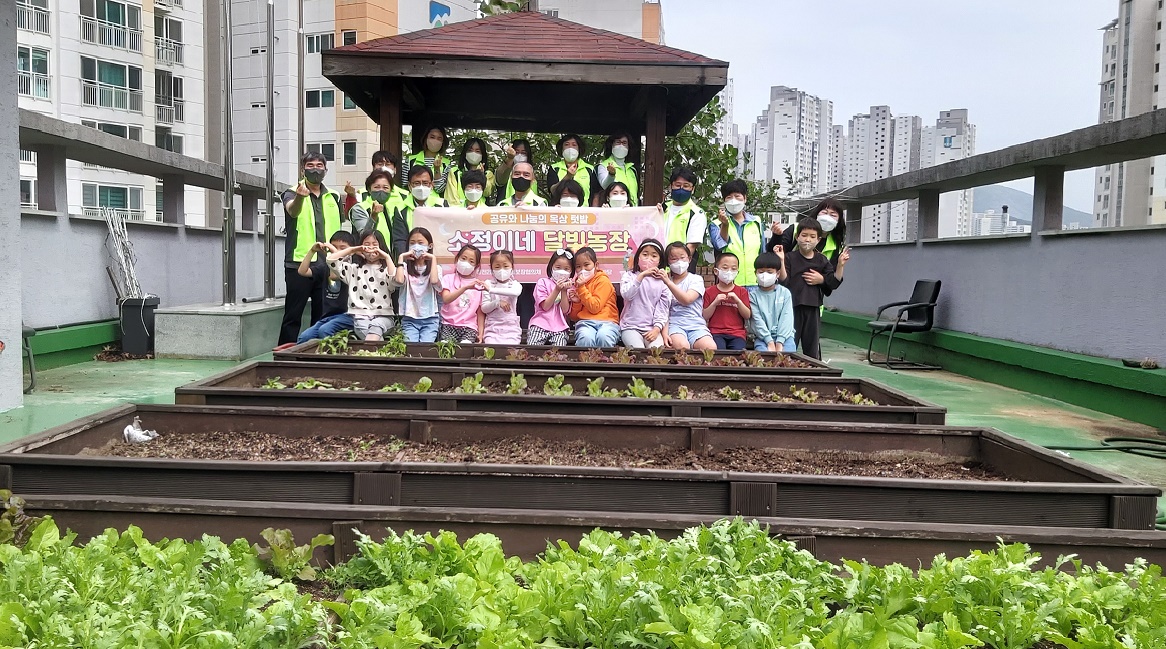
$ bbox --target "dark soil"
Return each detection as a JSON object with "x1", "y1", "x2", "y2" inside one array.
[
  {"x1": 296, "y1": 579, "x2": 341, "y2": 602},
  {"x1": 94, "y1": 346, "x2": 153, "y2": 362},
  {"x1": 91, "y1": 433, "x2": 1005, "y2": 480},
  {"x1": 261, "y1": 376, "x2": 878, "y2": 405}
]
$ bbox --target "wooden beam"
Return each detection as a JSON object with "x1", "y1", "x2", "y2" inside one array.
[
  {"x1": 644, "y1": 87, "x2": 667, "y2": 207},
  {"x1": 323, "y1": 56, "x2": 729, "y2": 87},
  {"x1": 379, "y1": 79, "x2": 403, "y2": 162}
]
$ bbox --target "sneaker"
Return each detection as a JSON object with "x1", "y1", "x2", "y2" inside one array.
[{"x1": 272, "y1": 342, "x2": 297, "y2": 352}]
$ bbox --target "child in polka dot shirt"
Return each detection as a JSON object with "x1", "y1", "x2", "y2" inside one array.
[{"x1": 327, "y1": 230, "x2": 401, "y2": 341}]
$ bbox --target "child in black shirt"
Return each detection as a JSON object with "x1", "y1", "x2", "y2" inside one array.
[{"x1": 781, "y1": 218, "x2": 849, "y2": 359}]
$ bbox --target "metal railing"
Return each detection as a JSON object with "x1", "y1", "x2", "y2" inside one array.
[
  {"x1": 81, "y1": 80, "x2": 142, "y2": 112},
  {"x1": 154, "y1": 0, "x2": 183, "y2": 9},
  {"x1": 80, "y1": 16, "x2": 143, "y2": 52},
  {"x1": 82, "y1": 206, "x2": 145, "y2": 221},
  {"x1": 155, "y1": 100, "x2": 185, "y2": 124},
  {"x1": 17, "y1": 71, "x2": 52, "y2": 100},
  {"x1": 17, "y1": 3, "x2": 51, "y2": 35},
  {"x1": 155, "y1": 38, "x2": 184, "y2": 66}
]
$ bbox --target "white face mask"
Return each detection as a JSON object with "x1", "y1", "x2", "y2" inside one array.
[
  {"x1": 608, "y1": 194, "x2": 628, "y2": 208},
  {"x1": 612, "y1": 144, "x2": 629, "y2": 160},
  {"x1": 559, "y1": 196, "x2": 580, "y2": 208},
  {"x1": 577, "y1": 268, "x2": 595, "y2": 282},
  {"x1": 411, "y1": 185, "x2": 432, "y2": 201},
  {"x1": 724, "y1": 199, "x2": 746, "y2": 215},
  {"x1": 379, "y1": 165, "x2": 395, "y2": 177},
  {"x1": 669, "y1": 260, "x2": 689, "y2": 275},
  {"x1": 551, "y1": 268, "x2": 571, "y2": 282},
  {"x1": 562, "y1": 147, "x2": 579, "y2": 163},
  {"x1": 410, "y1": 243, "x2": 429, "y2": 257},
  {"x1": 493, "y1": 268, "x2": 512, "y2": 283},
  {"x1": 456, "y1": 260, "x2": 476, "y2": 276},
  {"x1": 756, "y1": 271, "x2": 777, "y2": 288},
  {"x1": 426, "y1": 138, "x2": 443, "y2": 153},
  {"x1": 818, "y1": 214, "x2": 839, "y2": 232},
  {"x1": 465, "y1": 151, "x2": 483, "y2": 166},
  {"x1": 716, "y1": 269, "x2": 739, "y2": 284},
  {"x1": 464, "y1": 188, "x2": 484, "y2": 203},
  {"x1": 513, "y1": 154, "x2": 528, "y2": 164}
]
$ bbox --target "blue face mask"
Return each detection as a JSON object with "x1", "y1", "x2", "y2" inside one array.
[{"x1": 671, "y1": 188, "x2": 692, "y2": 204}]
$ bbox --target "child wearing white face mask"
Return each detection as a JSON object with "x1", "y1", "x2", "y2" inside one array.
[
  {"x1": 702, "y1": 252, "x2": 752, "y2": 350},
  {"x1": 528, "y1": 249, "x2": 575, "y2": 346},
  {"x1": 567, "y1": 247, "x2": 620, "y2": 348},
  {"x1": 440, "y1": 244, "x2": 486, "y2": 343},
  {"x1": 749, "y1": 252, "x2": 796, "y2": 353},
  {"x1": 480, "y1": 250, "x2": 524, "y2": 345},
  {"x1": 394, "y1": 227, "x2": 444, "y2": 343}
]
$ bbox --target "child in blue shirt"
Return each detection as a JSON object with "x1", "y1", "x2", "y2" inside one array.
[{"x1": 749, "y1": 252, "x2": 796, "y2": 352}]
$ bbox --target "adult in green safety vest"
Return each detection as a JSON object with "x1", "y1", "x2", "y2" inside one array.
[
  {"x1": 402, "y1": 127, "x2": 451, "y2": 196},
  {"x1": 344, "y1": 150, "x2": 408, "y2": 216},
  {"x1": 446, "y1": 137, "x2": 496, "y2": 206},
  {"x1": 768, "y1": 197, "x2": 848, "y2": 297},
  {"x1": 498, "y1": 162, "x2": 548, "y2": 207},
  {"x1": 597, "y1": 133, "x2": 639, "y2": 206},
  {"x1": 349, "y1": 170, "x2": 405, "y2": 251},
  {"x1": 279, "y1": 152, "x2": 344, "y2": 345},
  {"x1": 494, "y1": 138, "x2": 539, "y2": 204},
  {"x1": 548, "y1": 134, "x2": 602, "y2": 207},
  {"x1": 456, "y1": 169, "x2": 489, "y2": 209},
  {"x1": 392, "y1": 165, "x2": 450, "y2": 257},
  {"x1": 659, "y1": 167, "x2": 707, "y2": 274},
  {"x1": 708, "y1": 179, "x2": 766, "y2": 294}
]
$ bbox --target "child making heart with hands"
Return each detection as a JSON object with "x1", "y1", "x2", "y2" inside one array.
[
  {"x1": 619, "y1": 239, "x2": 671, "y2": 349},
  {"x1": 439, "y1": 244, "x2": 487, "y2": 343},
  {"x1": 394, "y1": 227, "x2": 443, "y2": 343},
  {"x1": 528, "y1": 249, "x2": 575, "y2": 346},
  {"x1": 480, "y1": 250, "x2": 524, "y2": 344}
]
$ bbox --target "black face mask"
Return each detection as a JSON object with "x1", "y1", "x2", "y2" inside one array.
[
  {"x1": 370, "y1": 190, "x2": 389, "y2": 204},
  {"x1": 511, "y1": 177, "x2": 532, "y2": 193},
  {"x1": 304, "y1": 168, "x2": 326, "y2": 184}
]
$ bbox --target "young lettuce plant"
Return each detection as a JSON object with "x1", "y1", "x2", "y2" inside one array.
[
  {"x1": 454, "y1": 371, "x2": 488, "y2": 394},
  {"x1": 413, "y1": 377, "x2": 433, "y2": 393},
  {"x1": 316, "y1": 331, "x2": 350, "y2": 355},
  {"x1": 261, "y1": 377, "x2": 286, "y2": 389},
  {"x1": 434, "y1": 340, "x2": 459, "y2": 360},
  {"x1": 586, "y1": 377, "x2": 621, "y2": 398},
  {"x1": 254, "y1": 527, "x2": 334, "y2": 581},
  {"x1": 482, "y1": 347, "x2": 496, "y2": 360},
  {"x1": 543, "y1": 374, "x2": 574, "y2": 396},
  {"x1": 624, "y1": 377, "x2": 667, "y2": 399},
  {"x1": 505, "y1": 373, "x2": 528, "y2": 394}
]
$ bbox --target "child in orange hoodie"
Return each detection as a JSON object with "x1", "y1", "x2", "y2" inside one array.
[{"x1": 567, "y1": 246, "x2": 620, "y2": 347}]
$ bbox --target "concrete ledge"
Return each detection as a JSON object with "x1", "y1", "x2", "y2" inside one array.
[
  {"x1": 919, "y1": 233, "x2": 1032, "y2": 245},
  {"x1": 822, "y1": 311, "x2": 1166, "y2": 430},
  {"x1": 155, "y1": 300, "x2": 285, "y2": 361},
  {"x1": 1040, "y1": 223, "x2": 1166, "y2": 238}
]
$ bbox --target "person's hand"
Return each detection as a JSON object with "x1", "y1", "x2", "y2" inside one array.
[
  {"x1": 565, "y1": 162, "x2": 578, "y2": 177},
  {"x1": 802, "y1": 270, "x2": 825, "y2": 285},
  {"x1": 770, "y1": 221, "x2": 784, "y2": 235},
  {"x1": 555, "y1": 278, "x2": 572, "y2": 292},
  {"x1": 644, "y1": 327, "x2": 660, "y2": 343},
  {"x1": 638, "y1": 268, "x2": 655, "y2": 280},
  {"x1": 713, "y1": 293, "x2": 728, "y2": 306},
  {"x1": 767, "y1": 341, "x2": 778, "y2": 352},
  {"x1": 295, "y1": 180, "x2": 310, "y2": 197},
  {"x1": 363, "y1": 245, "x2": 380, "y2": 261},
  {"x1": 422, "y1": 252, "x2": 436, "y2": 262},
  {"x1": 477, "y1": 331, "x2": 485, "y2": 343},
  {"x1": 567, "y1": 289, "x2": 580, "y2": 303},
  {"x1": 314, "y1": 242, "x2": 337, "y2": 254},
  {"x1": 727, "y1": 292, "x2": 742, "y2": 304},
  {"x1": 344, "y1": 180, "x2": 356, "y2": 197},
  {"x1": 473, "y1": 280, "x2": 487, "y2": 291},
  {"x1": 398, "y1": 251, "x2": 414, "y2": 265},
  {"x1": 434, "y1": 153, "x2": 444, "y2": 169},
  {"x1": 606, "y1": 161, "x2": 617, "y2": 176},
  {"x1": 774, "y1": 246, "x2": 785, "y2": 263},
  {"x1": 505, "y1": 145, "x2": 516, "y2": 160},
  {"x1": 371, "y1": 201, "x2": 384, "y2": 214},
  {"x1": 718, "y1": 207, "x2": 729, "y2": 226},
  {"x1": 656, "y1": 203, "x2": 665, "y2": 213},
  {"x1": 575, "y1": 273, "x2": 589, "y2": 286},
  {"x1": 663, "y1": 334, "x2": 673, "y2": 348},
  {"x1": 838, "y1": 248, "x2": 851, "y2": 265},
  {"x1": 501, "y1": 300, "x2": 512, "y2": 312}
]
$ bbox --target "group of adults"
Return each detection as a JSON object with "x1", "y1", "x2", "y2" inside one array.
[{"x1": 276, "y1": 128, "x2": 848, "y2": 346}]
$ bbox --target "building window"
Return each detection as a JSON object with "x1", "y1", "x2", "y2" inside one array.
[
  {"x1": 19, "y1": 179, "x2": 36, "y2": 208},
  {"x1": 17, "y1": 46, "x2": 51, "y2": 99},
  {"x1": 79, "y1": 0, "x2": 143, "y2": 52},
  {"x1": 343, "y1": 93, "x2": 356, "y2": 110},
  {"x1": 307, "y1": 142, "x2": 335, "y2": 161},
  {"x1": 542, "y1": 9, "x2": 559, "y2": 16},
  {"x1": 305, "y1": 32, "x2": 334, "y2": 54},
  {"x1": 305, "y1": 89, "x2": 334, "y2": 108},
  {"x1": 154, "y1": 16, "x2": 184, "y2": 65},
  {"x1": 251, "y1": 156, "x2": 267, "y2": 163},
  {"x1": 251, "y1": 101, "x2": 266, "y2": 108},
  {"x1": 156, "y1": 126, "x2": 184, "y2": 154},
  {"x1": 81, "y1": 183, "x2": 144, "y2": 220},
  {"x1": 342, "y1": 141, "x2": 357, "y2": 166},
  {"x1": 250, "y1": 46, "x2": 266, "y2": 54},
  {"x1": 81, "y1": 56, "x2": 143, "y2": 112},
  {"x1": 154, "y1": 70, "x2": 184, "y2": 123},
  {"x1": 342, "y1": 30, "x2": 357, "y2": 46},
  {"x1": 17, "y1": 0, "x2": 51, "y2": 35},
  {"x1": 81, "y1": 119, "x2": 142, "y2": 142}
]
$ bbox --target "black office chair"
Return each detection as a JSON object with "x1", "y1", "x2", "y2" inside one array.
[
  {"x1": 866, "y1": 280, "x2": 942, "y2": 370},
  {"x1": 22, "y1": 325, "x2": 37, "y2": 393}
]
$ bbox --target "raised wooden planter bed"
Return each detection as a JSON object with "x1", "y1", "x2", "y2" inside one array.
[
  {"x1": 274, "y1": 341, "x2": 844, "y2": 377},
  {"x1": 174, "y1": 361, "x2": 947, "y2": 424},
  {"x1": 3, "y1": 404, "x2": 1154, "y2": 530}
]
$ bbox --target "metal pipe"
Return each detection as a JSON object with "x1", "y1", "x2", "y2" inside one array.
[
  {"x1": 220, "y1": 0, "x2": 237, "y2": 307},
  {"x1": 263, "y1": 0, "x2": 276, "y2": 300},
  {"x1": 296, "y1": 0, "x2": 304, "y2": 161}
]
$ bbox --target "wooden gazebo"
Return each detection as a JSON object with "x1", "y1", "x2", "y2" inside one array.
[{"x1": 322, "y1": 10, "x2": 728, "y2": 204}]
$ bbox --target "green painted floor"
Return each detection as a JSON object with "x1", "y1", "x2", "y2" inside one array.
[{"x1": 2, "y1": 341, "x2": 1164, "y2": 517}]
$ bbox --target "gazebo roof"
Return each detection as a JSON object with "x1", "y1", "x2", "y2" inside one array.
[{"x1": 322, "y1": 10, "x2": 728, "y2": 135}]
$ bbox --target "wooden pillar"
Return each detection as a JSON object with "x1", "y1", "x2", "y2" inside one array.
[
  {"x1": 33, "y1": 145, "x2": 68, "y2": 213},
  {"x1": 379, "y1": 79, "x2": 403, "y2": 162},
  {"x1": 643, "y1": 87, "x2": 667, "y2": 206},
  {"x1": 917, "y1": 189, "x2": 940, "y2": 240},
  {"x1": 1031, "y1": 166, "x2": 1064, "y2": 232},
  {"x1": 629, "y1": 132, "x2": 643, "y2": 205},
  {"x1": 160, "y1": 174, "x2": 185, "y2": 224}
]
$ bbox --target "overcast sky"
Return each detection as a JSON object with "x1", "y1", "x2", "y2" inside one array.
[{"x1": 661, "y1": 0, "x2": 1116, "y2": 211}]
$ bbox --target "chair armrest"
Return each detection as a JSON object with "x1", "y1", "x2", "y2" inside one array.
[
  {"x1": 874, "y1": 300, "x2": 910, "y2": 319},
  {"x1": 892, "y1": 302, "x2": 938, "y2": 318}
]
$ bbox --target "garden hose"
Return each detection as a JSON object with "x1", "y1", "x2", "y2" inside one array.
[{"x1": 1042, "y1": 437, "x2": 1166, "y2": 530}]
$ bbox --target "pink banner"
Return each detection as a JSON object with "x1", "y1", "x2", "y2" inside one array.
[{"x1": 415, "y1": 206, "x2": 668, "y2": 280}]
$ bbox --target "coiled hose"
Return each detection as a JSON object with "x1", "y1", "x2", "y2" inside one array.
[{"x1": 1043, "y1": 437, "x2": 1166, "y2": 530}]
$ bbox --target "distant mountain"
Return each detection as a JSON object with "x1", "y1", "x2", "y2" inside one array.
[{"x1": 972, "y1": 185, "x2": 1093, "y2": 228}]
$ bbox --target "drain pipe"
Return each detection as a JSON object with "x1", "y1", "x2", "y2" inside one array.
[
  {"x1": 263, "y1": 0, "x2": 276, "y2": 301},
  {"x1": 220, "y1": 0, "x2": 237, "y2": 307}
]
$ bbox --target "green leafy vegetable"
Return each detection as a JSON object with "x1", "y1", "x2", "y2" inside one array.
[
  {"x1": 543, "y1": 374, "x2": 573, "y2": 396},
  {"x1": 454, "y1": 371, "x2": 487, "y2": 394},
  {"x1": 255, "y1": 527, "x2": 335, "y2": 581},
  {"x1": 505, "y1": 373, "x2": 527, "y2": 395},
  {"x1": 413, "y1": 377, "x2": 433, "y2": 393}
]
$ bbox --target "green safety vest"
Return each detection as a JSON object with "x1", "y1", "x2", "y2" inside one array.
[
  {"x1": 551, "y1": 160, "x2": 596, "y2": 205},
  {"x1": 398, "y1": 192, "x2": 448, "y2": 230},
  {"x1": 500, "y1": 192, "x2": 548, "y2": 207},
  {"x1": 407, "y1": 151, "x2": 449, "y2": 180},
  {"x1": 666, "y1": 201, "x2": 703, "y2": 246},
  {"x1": 722, "y1": 217, "x2": 765, "y2": 287},
  {"x1": 359, "y1": 186, "x2": 409, "y2": 211},
  {"x1": 446, "y1": 167, "x2": 494, "y2": 206},
  {"x1": 291, "y1": 189, "x2": 342, "y2": 263},
  {"x1": 600, "y1": 157, "x2": 638, "y2": 206}
]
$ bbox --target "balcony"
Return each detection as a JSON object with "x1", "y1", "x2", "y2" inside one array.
[
  {"x1": 80, "y1": 16, "x2": 143, "y2": 53},
  {"x1": 17, "y1": 71, "x2": 52, "y2": 100},
  {"x1": 155, "y1": 100, "x2": 185, "y2": 125},
  {"x1": 81, "y1": 206, "x2": 145, "y2": 221},
  {"x1": 153, "y1": 0, "x2": 183, "y2": 9},
  {"x1": 81, "y1": 80, "x2": 143, "y2": 113},
  {"x1": 17, "y1": 3, "x2": 51, "y2": 35},
  {"x1": 155, "y1": 38, "x2": 184, "y2": 66}
]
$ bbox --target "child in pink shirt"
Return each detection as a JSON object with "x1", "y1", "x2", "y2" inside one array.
[
  {"x1": 527, "y1": 249, "x2": 574, "y2": 346},
  {"x1": 439, "y1": 244, "x2": 486, "y2": 343},
  {"x1": 480, "y1": 249, "x2": 524, "y2": 344}
]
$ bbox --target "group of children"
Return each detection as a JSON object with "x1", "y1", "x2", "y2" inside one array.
[{"x1": 298, "y1": 216, "x2": 848, "y2": 359}]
